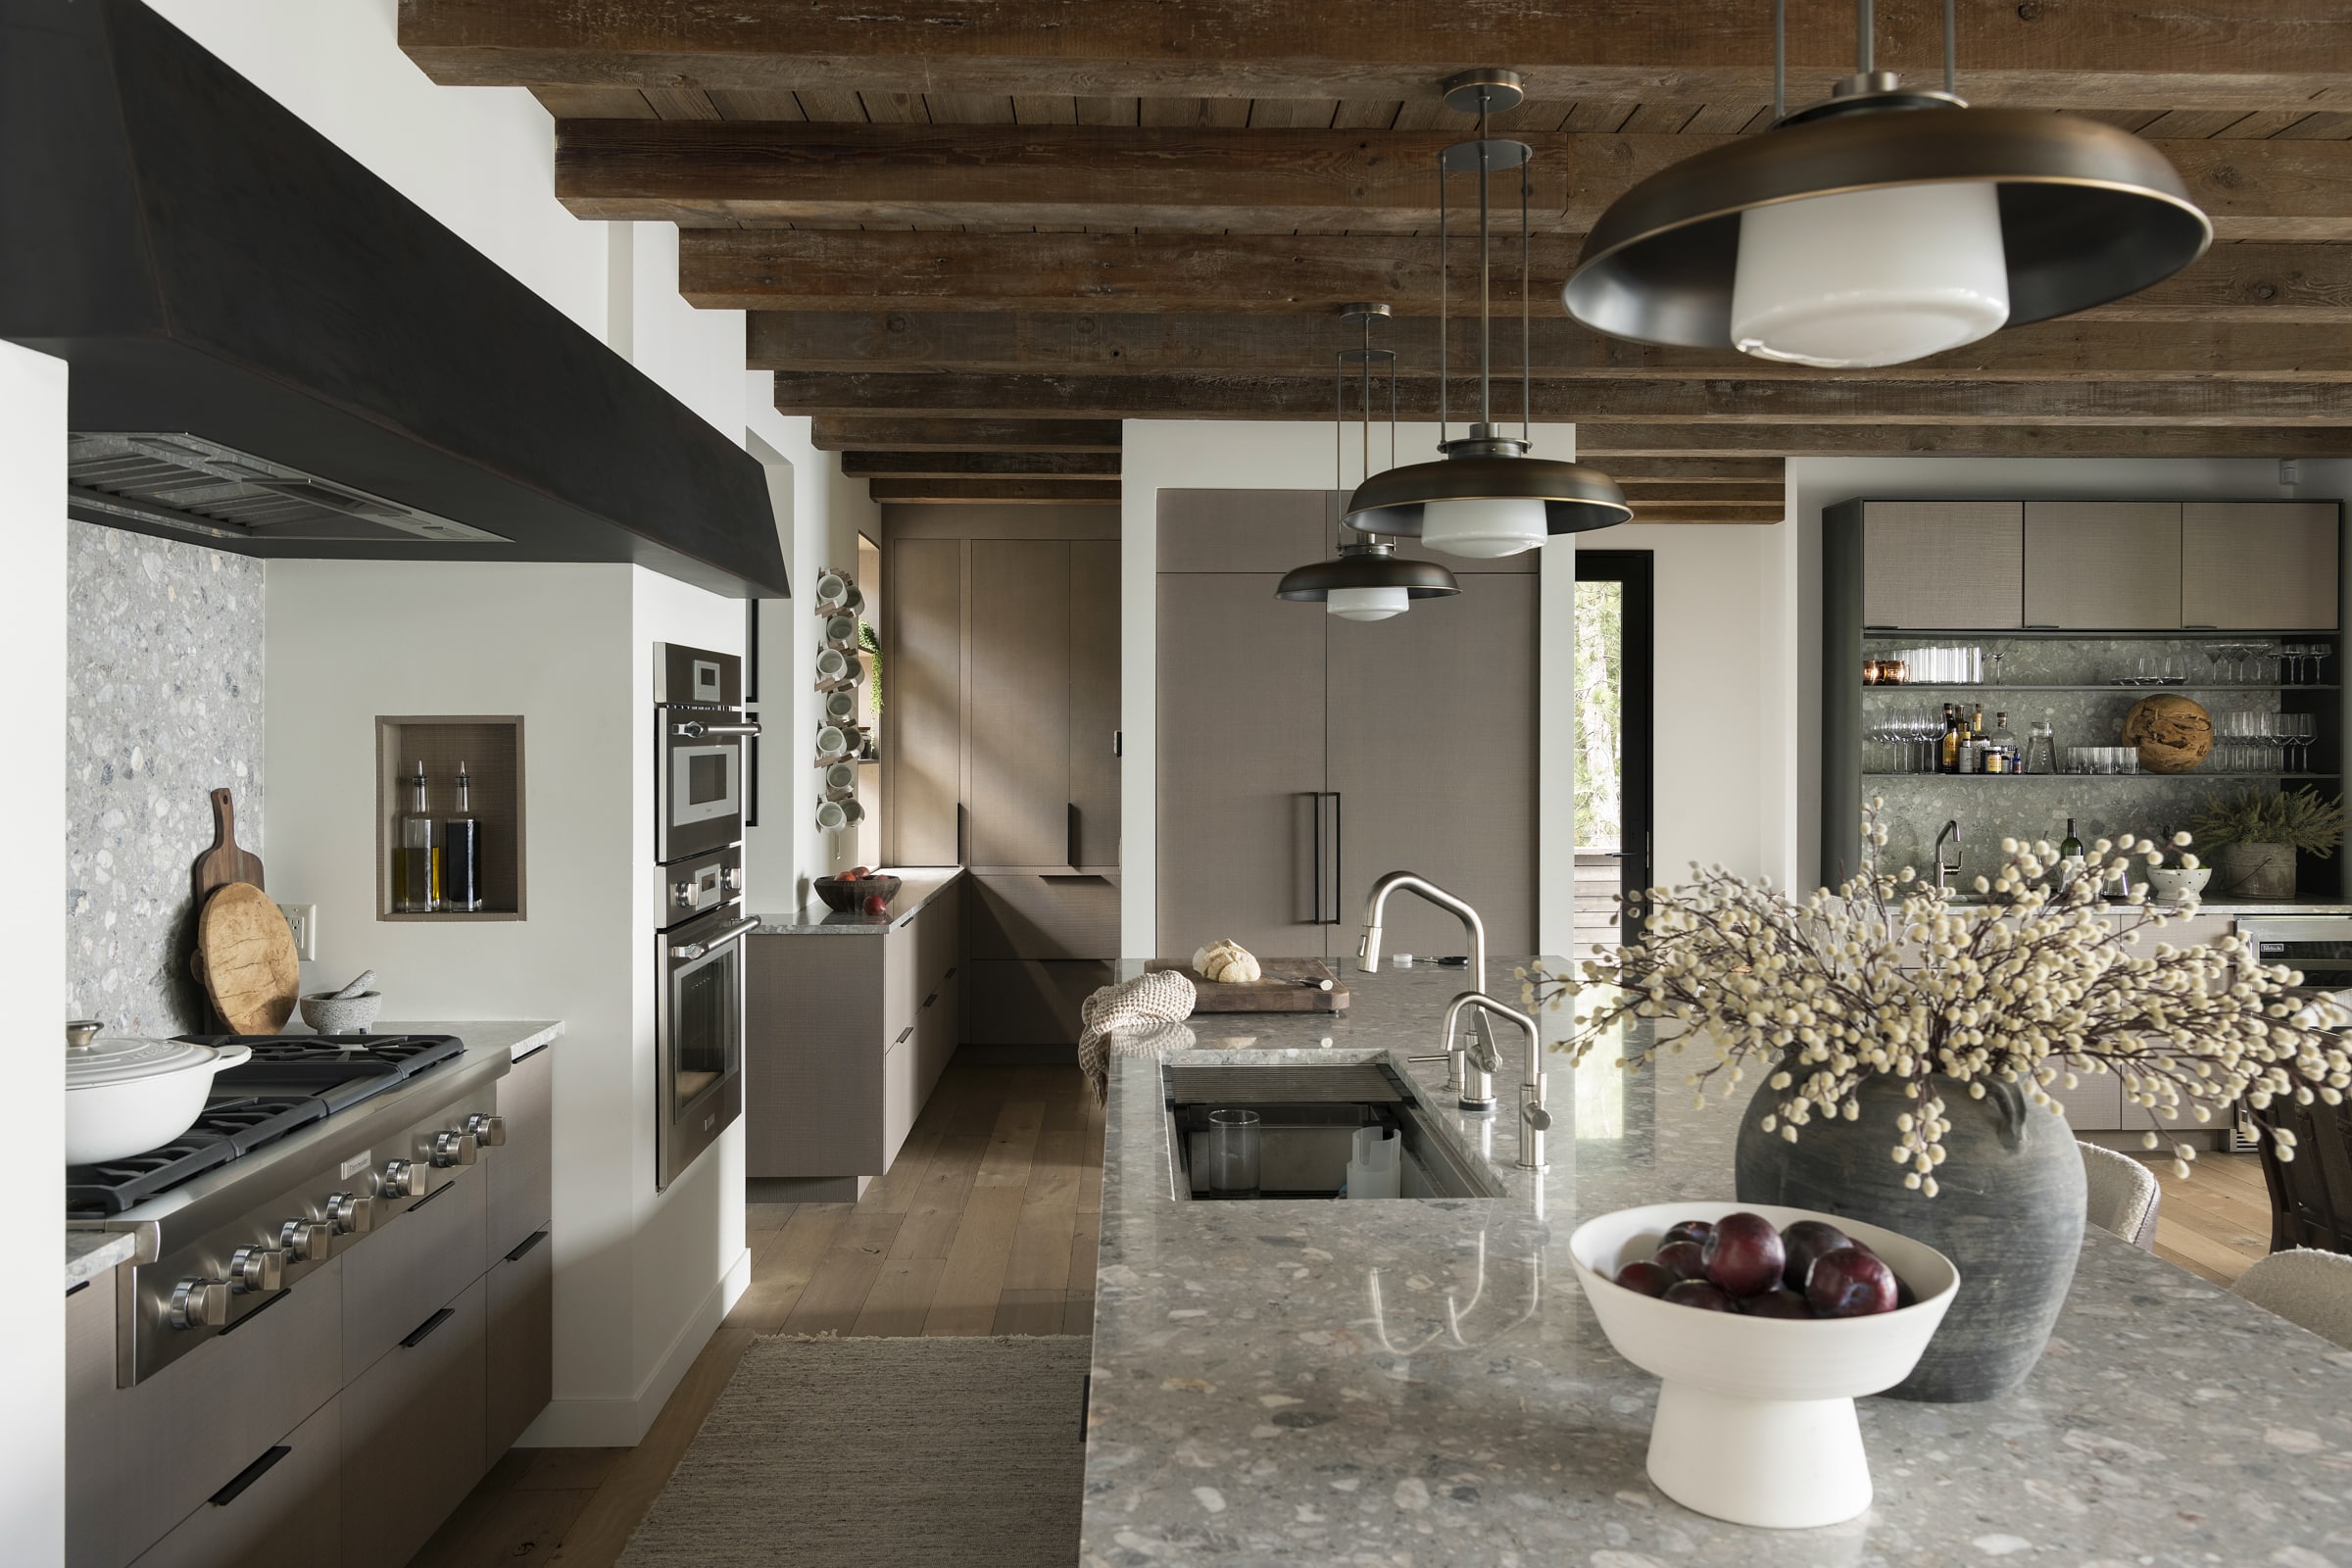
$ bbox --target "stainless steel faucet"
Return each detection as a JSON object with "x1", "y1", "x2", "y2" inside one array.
[
  {"x1": 1934, "y1": 819, "x2": 1963, "y2": 890},
  {"x1": 1359, "y1": 870, "x2": 1499, "y2": 1111},
  {"x1": 1442, "y1": 993, "x2": 1550, "y2": 1171}
]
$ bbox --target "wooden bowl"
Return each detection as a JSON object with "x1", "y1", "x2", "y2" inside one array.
[{"x1": 813, "y1": 874, "x2": 903, "y2": 913}]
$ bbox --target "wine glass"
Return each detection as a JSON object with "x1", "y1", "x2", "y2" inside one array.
[{"x1": 2288, "y1": 713, "x2": 2318, "y2": 773}]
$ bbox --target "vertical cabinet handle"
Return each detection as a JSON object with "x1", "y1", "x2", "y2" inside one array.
[
  {"x1": 1308, "y1": 792, "x2": 1325, "y2": 927},
  {"x1": 1306, "y1": 792, "x2": 1344, "y2": 926},
  {"x1": 1328, "y1": 792, "x2": 1343, "y2": 928}
]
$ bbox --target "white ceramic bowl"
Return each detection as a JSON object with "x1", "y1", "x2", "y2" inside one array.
[
  {"x1": 1569, "y1": 1200, "x2": 1959, "y2": 1531},
  {"x1": 2147, "y1": 865, "x2": 2212, "y2": 904}
]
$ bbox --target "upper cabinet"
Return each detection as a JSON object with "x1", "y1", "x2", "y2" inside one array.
[
  {"x1": 1855, "y1": 498, "x2": 2341, "y2": 632},
  {"x1": 2182, "y1": 502, "x2": 2341, "y2": 631},
  {"x1": 2022, "y1": 502, "x2": 2181, "y2": 629},
  {"x1": 1861, "y1": 501, "x2": 2023, "y2": 628}
]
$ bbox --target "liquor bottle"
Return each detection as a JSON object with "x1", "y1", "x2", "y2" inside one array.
[
  {"x1": 393, "y1": 761, "x2": 440, "y2": 912},
  {"x1": 1986, "y1": 711, "x2": 2016, "y2": 775},
  {"x1": 2058, "y1": 816, "x2": 2087, "y2": 895},
  {"x1": 1965, "y1": 705, "x2": 1988, "y2": 774},
  {"x1": 444, "y1": 760, "x2": 484, "y2": 913},
  {"x1": 2023, "y1": 710, "x2": 2060, "y2": 776},
  {"x1": 1939, "y1": 703, "x2": 1962, "y2": 773}
]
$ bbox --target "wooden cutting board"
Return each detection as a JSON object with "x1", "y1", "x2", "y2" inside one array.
[
  {"x1": 195, "y1": 882, "x2": 300, "y2": 1034},
  {"x1": 191, "y1": 787, "x2": 265, "y2": 911},
  {"x1": 1146, "y1": 957, "x2": 1348, "y2": 1013}
]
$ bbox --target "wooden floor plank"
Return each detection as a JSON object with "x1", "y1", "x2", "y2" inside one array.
[
  {"x1": 991, "y1": 1287, "x2": 1068, "y2": 1336},
  {"x1": 888, "y1": 1133, "x2": 988, "y2": 1259},
  {"x1": 725, "y1": 1203, "x2": 851, "y2": 1332},
  {"x1": 971, "y1": 1100, "x2": 1048, "y2": 1188},
  {"x1": 780, "y1": 1208, "x2": 907, "y2": 1336},
  {"x1": 745, "y1": 1200, "x2": 798, "y2": 1243},
  {"x1": 851, "y1": 1257, "x2": 949, "y2": 1336},
  {"x1": 511, "y1": 1447, "x2": 626, "y2": 1493},
  {"x1": 922, "y1": 1184, "x2": 1028, "y2": 1335},
  {"x1": 858, "y1": 1117, "x2": 944, "y2": 1214}
]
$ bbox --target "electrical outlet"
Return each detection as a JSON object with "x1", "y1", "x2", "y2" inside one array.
[{"x1": 277, "y1": 902, "x2": 319, "y2": 961}]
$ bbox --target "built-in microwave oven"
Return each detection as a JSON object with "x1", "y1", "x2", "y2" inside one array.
[{"x1": 656, "y1": 643, "x2": 759, "y2": 864}]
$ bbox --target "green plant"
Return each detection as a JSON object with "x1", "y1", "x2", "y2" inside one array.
[
  {"x1": 2188, "y1": 787, "x2": 2346, "y2": 858},
  {"x1": 858, "y1": 619, "x2": 883, "y2": 720}
]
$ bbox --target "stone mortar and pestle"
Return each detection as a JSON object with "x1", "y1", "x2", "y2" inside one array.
[{"x1": 300, "y1": 969, "x2": 383, "y2": 1035}]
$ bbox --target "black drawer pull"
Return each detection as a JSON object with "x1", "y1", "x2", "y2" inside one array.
[
  {"x1": 944, "y1": 965, "x2": 956, "y2": 980},
  {"x1": 895, "y1": 1026, "x2": 914, "y2": 1046},
  {"x1": 406, "y1": 1180, "x2": 452, "y2": 1212},
  {"x1": 210, "y1": 1446, "x2": 290, "y2": 1507},
  {"x1": 923, "y1": 991, "x2": 939, "y2": 1008},
  {"x1": 401, "y1": 1306, "x2": 456, "y2": 1348},
  {"x1": 505, "y1": 1228, "x2": 550, "y2": 1263},
  {"x1": 219, "y1": 1288, "x2": 290, "y2": 1336},
  {"x1": 66, "y1": 1279, "x2": 88, "y2": 1299}
]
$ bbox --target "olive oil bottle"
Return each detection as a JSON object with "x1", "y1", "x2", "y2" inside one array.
[
  {"x1": 393, "y1": 761, "x2": 441, "y2": 912},
  {"x1": 444, "y1": 761, "x2": 484, "y2": 913}
]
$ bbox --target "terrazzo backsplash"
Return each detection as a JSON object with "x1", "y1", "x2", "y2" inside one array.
[{"x1": 66, "y1": 522, "x2": 266, "y2": 1034}]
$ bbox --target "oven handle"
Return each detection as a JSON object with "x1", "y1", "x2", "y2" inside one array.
[
  {"x1": 670, "y1": 914, "x2": 761, "y2": 961},
  {"x1": 671, "y1": 720, "x2": 762, "y2": 739}
]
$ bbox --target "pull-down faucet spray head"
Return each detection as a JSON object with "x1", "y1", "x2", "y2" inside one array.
[{"x1": 1357, "y1": 919, "x2": 1385, "y2": 973}]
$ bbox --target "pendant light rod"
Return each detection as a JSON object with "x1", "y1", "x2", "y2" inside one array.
[
  {"x1": 1943, "y1": 0, "x2": 1957, "y2": 97},
  {"x1": 1479, "y1": 93, "x2": 1493, "y2": 431},
  {"x1": 1856, "y1": 0, "x2": 1872, "y2": 75},
  {"x1": 1521, "y1": 156, "x2": 1532, "y2": 443},
  {"x1": 1773, "y1": 0, "x2": 1785, "y2": 122}
]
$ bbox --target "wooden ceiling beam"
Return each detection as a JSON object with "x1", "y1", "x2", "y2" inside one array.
[
  {"x1": 867, "y1": 477, "x2": 1123, "y2": 504},
  {"x1": 773, "y1": 370, "x2": 2352, "y2": 425},
  {"x1": 840, "y1": 451, "x2": 1123, "y2": 478},
  {"x1": 1627, "y1": 503, "x2": 1785, "y2": 524},
  {"x1": 1613, "y1": 482, "x2": 1787, "y2": 504},
  {"x1": 696, "y1": 234, "x2": 2352, "y2": 321},
  {"x1": 750, "y1": 310, "x2": 2352, "y2": 380},
  {"x1": 403, "y1": 0, "x2": 2352, "y2": 114},
  {"x1": 560, "y1": 122, "x2": 2352, "y2": 239},
  {"x1": 1570, "y1": 424, "x2": 2351, "y2": 458},
  {"x1": 1596, "y1": 457, "x2": 1785, "y2": 482},
  {"x1": 808, "y1": 417, "x2": 1123, "y2": 452}
]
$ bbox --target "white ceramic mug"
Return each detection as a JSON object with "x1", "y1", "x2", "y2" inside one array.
[
  {"x1": 812, "y1": 570, "x2": 852, "y2": 611},
  {"x1": 822, "y1": 688, "x2": 858, "y2": 724},
  {"x1": 822, "y1": 760, "x2": 858, "y2": 796},
  {"x1": 814, "y1": 646, "x2": 856, "y2": 683},
  {"x1": 823, "y1": 613, "x2": 858, "y2": 650},
  {"x1": 814, "y1": 723, "x2": 855, "y2": 762}
]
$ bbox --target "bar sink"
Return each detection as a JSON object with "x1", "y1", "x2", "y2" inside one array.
[{"x1": 1160, "y1": 1059, "x2": 1504, "y2": 1201}]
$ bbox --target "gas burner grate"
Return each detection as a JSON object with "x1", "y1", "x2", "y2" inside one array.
[
  {"x1": 66, "y1": 1094, "x2": 330, "y2": 1216},
  {"x1": 181, "y1": 1033, "x2": 466, "y2": 1086},
  {"x1": 190, "y1": 1093, "x2": 328, "y2": 1155}
]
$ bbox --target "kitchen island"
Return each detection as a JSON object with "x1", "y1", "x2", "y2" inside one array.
[{"x1": 1086, "y1": 961, "x2": 2352, "y2": 1565}]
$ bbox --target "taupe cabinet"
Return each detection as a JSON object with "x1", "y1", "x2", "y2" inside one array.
[
  {"x1": 1155, "y1": 490, "x2": 1539, "y2": 961},
  {"x1": 67, "y1": 1045, "x2": 554, "y2": 1568},
  {"x1": 745, "y1": 885, "x2": 961, "y2": 1185},
  {"x1": 1858, "y1": 499, "x2": 2341, "y2": 630}
]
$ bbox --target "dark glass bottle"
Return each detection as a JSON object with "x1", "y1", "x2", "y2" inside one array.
[{"x1": 444, "y1": 761, "x2": 484, "y2": 913}]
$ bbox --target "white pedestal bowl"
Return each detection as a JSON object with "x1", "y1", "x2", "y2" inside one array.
[{"x1": 1569, "y1": 1200, "x2": 1960, "y2": 1530}]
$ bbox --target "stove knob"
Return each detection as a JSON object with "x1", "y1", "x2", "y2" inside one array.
[
  {"x1": 722, "y1": 865, "x2": 745, "y2": 892},
  {"x1": 227, "y1": 1246, "x2": 283, "y2": 1294},
  {"x1": 463, "y1": 1113, "x2": 508, "y2": 1148},
  {"x1": 325, "y1": 1192, "x2": 374, "y2": 1235},
  {"x1": 671, "y1": 881, "x2": 699, "y2": 908},
  {"x1": 380, "y1": 1158, "x2": 425, "y2": 1199},
  {"x1": 279, "y1": 1219, "x2": 333, "y2": 1261},
  {"x1": 430, "y1": 1131, "x2": 479, "y2": 1168},
  {"x1": 168, "y1": 1277, "x2": 228, "y2": 1330}
]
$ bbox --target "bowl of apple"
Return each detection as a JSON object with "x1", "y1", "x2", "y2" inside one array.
[
  {"x1": 813, "y1": 867, "x2": 902, "y2": 915},
  {"x1": 1568, "y1": 1201, "x2": 1959, "y2": 1531}
]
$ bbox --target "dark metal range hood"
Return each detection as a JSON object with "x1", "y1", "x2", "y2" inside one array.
[{"x1": 1, "y1": 0, "x2": 789, "y2": 599}]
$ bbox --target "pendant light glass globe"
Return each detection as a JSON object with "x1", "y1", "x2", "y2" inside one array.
[
  {"x1": 1326, "y1": 585, "x2": 1411, "y2": 621},
  {"x1": 1421, "y1": 496, "x2": 1551, "y2": 559},
  {"x1": 1730, "y1": 182, "x2": 2009, "y2": 368}
]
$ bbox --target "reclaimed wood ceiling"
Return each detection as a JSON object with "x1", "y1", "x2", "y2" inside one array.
[{"x1": 398, "y1": 2, "x2": 2352, "y2": 515}]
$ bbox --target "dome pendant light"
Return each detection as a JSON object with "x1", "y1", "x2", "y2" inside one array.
[
  {"x1": 1563, "y1": 0, "x2": 2211, "y2": 363},
  {"x1": 1277, "y1": 305, "x2": 1461, "y2": 620},
  {"x1": 1343, "y1": 71, "x2": 1631, "y2": 552}
]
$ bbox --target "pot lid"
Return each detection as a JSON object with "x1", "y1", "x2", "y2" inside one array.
[{"x1": 65, "y1": 1028, "x2": 226, "y2": 1090}]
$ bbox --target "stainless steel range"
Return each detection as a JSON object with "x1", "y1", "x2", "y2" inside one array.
[
  {"x1": 69, "y1": 1032, "x2": 507, "y2": 1385},
  {"x1": 654, "y1": 643, "x2": 755, "y2": 1191}
]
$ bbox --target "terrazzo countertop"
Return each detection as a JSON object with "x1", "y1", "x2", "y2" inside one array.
[
  {"x1": 1084, "y1": 961, "x2": 2352, "y2": 1566},
  {"x1": 66, "y1": 1019, "x2": 564, "y2": 1288},
  {"x1": 752, "y1": 867, "x2": 961, "y2": 935}
]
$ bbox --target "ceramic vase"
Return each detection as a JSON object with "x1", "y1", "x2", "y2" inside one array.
[{"x1": 1733, "y1": 1070, "x2": 2085, "y2": 1402}]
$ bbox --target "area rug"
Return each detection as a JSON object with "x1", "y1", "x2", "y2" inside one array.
[{"x1": 616, "y1": 1334, "x2": 1091, "y2": 1567}]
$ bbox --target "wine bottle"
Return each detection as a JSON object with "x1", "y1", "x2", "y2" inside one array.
[
  {"x1": 1964, "y1": 705, "x2": 1988, "y2": 774},
  {"x1": 1939, "y1": 703, "x2": 1962, "y2": 774},
  {"x1": 2058, "y1": 816, "x2": 2087, "y2": 896},
  {"x1": 444, "y1": 760, "x2": 484, "y2": 913},
  {"x1": 393, "y1": 761, "x2": 439, "y2": 913}
]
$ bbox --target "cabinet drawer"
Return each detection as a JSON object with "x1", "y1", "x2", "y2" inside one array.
[
  {"x1": 488, "y1": 1045, "x2": 553, "y2": 1262},
  {"x1": 343, "y1": 1162, "x2": 486, "y2": 1383},
  {"x1": 341, "y1": 1274, "x2": 488, "y2": 1568},
  {"x1": 918, "y1": 969, "x2": 959, "y2": 1102},
  {"x1": 70, "y1": 1259, "x2": 344, "y2": 1568},
  {"x1": 884, "y1": 1038, "x2": 921, "y2": 1166},
  {"x1": 129, "y1": 1395, "x2": 340, "y2": 1568},
  {"x1": 966, "y1": 873, "x2": 1120, "y2": 961},
  {"x1": 885, "y1": 921, "x2": 920, "y2": 1051},
  {"x1": 486, "y1": 1230, "x2": 553, "y2": 1457}
]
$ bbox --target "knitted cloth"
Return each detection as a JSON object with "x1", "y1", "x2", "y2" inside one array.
[{"x1": 1078, "y1": 969, "x2": 1197, "y2": 1102}]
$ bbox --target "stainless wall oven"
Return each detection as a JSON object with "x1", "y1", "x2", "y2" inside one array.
[
  {"x1": 656, "y1": 642, "x2": 759, "y2": 864},
  {"x1": 2239, "y1": 916, "x2": 2352, "y2": 993},
  {"x1": 654, "y1": 644, "x2": 757, "y2": 1192}
]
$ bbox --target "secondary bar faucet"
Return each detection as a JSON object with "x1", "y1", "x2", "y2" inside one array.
[
  {"x1": 1442, "y1": 992, "x2": 1550, "y2": 1171},
  {"x1": 1934, "y1": 819, "x2": 1963, "y2": 891},
  {"x1": 1358, "y1": 870, "x2": 1499, "y2": 1112}
]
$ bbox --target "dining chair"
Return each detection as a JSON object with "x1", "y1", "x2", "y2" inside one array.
[
  {"x1": 2233, "y1": 1249, "x2": 2352, "y2": 1351},
  {"x1": 2079, "y1": 1141, "x2": 2160, "y2": 1251},
  {"x1": 2248, "y1": 1094, "x2": 2352, "y2": 1255}
]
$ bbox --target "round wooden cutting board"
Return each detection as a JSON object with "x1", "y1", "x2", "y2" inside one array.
[{"x1": 196, "y1": 881, "x2": 300, "y2": 1034}]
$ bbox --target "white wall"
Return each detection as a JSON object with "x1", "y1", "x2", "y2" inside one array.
[
  {"x1": 1781, "y1": 456, "x2": 2352, "y2": 887},
  {"x1": 3, "y1": 343, "x2": 68, "y2": 1566}
]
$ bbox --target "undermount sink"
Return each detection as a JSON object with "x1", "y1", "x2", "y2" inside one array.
[{"x1": 1160, "y1": 1059, "x2": 1503, "y2": 1201}]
